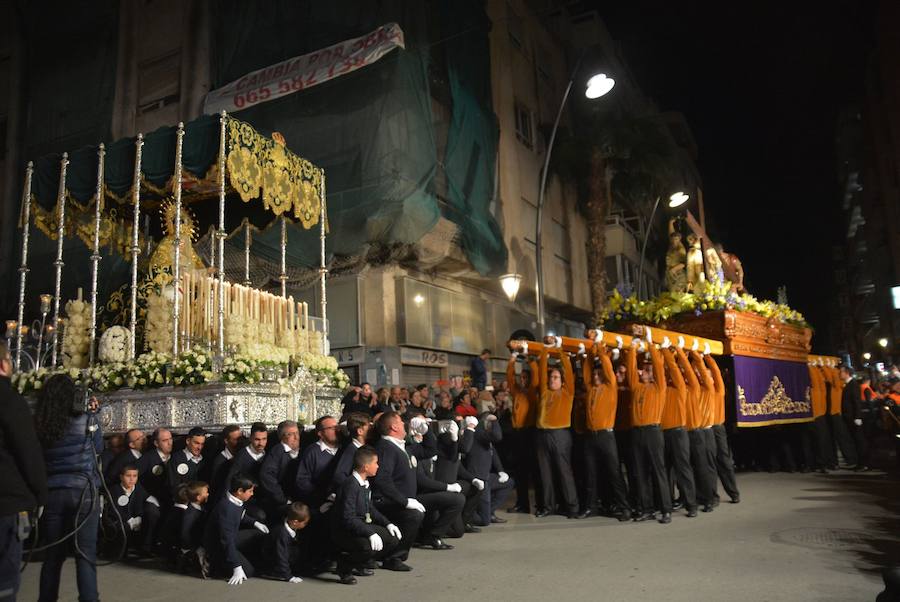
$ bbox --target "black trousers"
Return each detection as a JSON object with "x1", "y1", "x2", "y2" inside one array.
[
  {"x1": 845, "y1": 418, "x2": 869, "y2": 467},
  {"x1": 536, "y1": 429, "x2": 579, "y2": 514},
  {"x1": 829, "y1": 414, "x2": 858, "y2": 466},
  {"x1": 616, "y1": 429, "x2": 640, "y2": 512},
  {"x1": 331, "y1": 525, "x2": 399, "y2": 573},
  {"x1": 511, "y1": 427, "x2": 540, "y2": 510},
  {"x1": 688, "y1": 429, "x2": 717, "y2": 505},
  {"x1": 447, "y1": 480, "x2": 483, "y2": 537},
  {"x1": 476, "y1": 473, "x2": 516, "y2": 525},
  {"x1": 664, "y1": 428, "x2": 697, "y2": 510},
  {"x1": 373, "y1": 505, "x2": 424, "y2": 562},
  {"x1": 213, "y1": 529, "x2": 265, "y2": 577},
  {"x1": 582, "y1": 430, "x2": 629, "y2": 512},
  {"x1": 0, "y1": 514, "x2": 23, "y2": 602},
  {"x1": 712, "y1": 424, "x2": 740, "y2": 499},
  {"x1": 631, "y1": 425, "x2": 672, "y2": 514},
  {"x1": 813, "y1": 416, "x2": 831, "y2": 468},
  {"x1": 418, "y1": 491, "x2": 464, "y2": 540}
]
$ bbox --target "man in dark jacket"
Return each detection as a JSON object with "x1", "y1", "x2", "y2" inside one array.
[
  {"x1": 470, "y1": 350, "x2": 491, "y2": 391},
  {"x1": 464, "y1": 413, "x2": 514, "y2": 526},
  {"x1": 433, "y1": 418, "x2": 483, "y2": 535},
  {"x1": 258, "y1": 420, "x2": 300, "y2": 518},
  {"x1": 0, "y1": 343, "x2": 48, "y2": 600},
  {"x1": 839, "y1": 366, "x2": 869, "y2": 471}
]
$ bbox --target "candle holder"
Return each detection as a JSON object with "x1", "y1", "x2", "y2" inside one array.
[{"x1": 35, "y1": 296, "x2": 51, "y2": 369}]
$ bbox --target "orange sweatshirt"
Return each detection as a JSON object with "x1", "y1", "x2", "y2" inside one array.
[
  {"x1": 706, "y1": 355, "x2": 726, "y2": 425},
  {"x1": 627, "y1": 345, "x2": 667, "y2": 427},
  {"x1": 825, "y1": 366, "x2": 844, "y2": 415},
  {"x1": 661, "y1": 348, "x2": 686, "y2": 430},
  {"x1": 690, "y1": 351, "x2": 715, "y2": 428},
  {"x1": 679, "y1": 348, "x2": 702, "y2": 430},
  {"x1": 507, "y1": 358, "x2": 539, "y2": 428},
  {"x1": 583, "y1": 345, "x2": 617, "y2": 431},
  {"x1": 537, "y1": 347, "x2": 574, "y2": 429},
  {"x1": 808, "y1": 365, "x2": 827, "y2": 418}
]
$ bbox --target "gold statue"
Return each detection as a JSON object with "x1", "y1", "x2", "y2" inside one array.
[
  {"x1": 147, "y1": 200, "x2": 205, "y2": 287},
  {"x1": 665, "y1": 218, "x2": 687, "y2": 293},
  {"x1": 704, "y1": 245, "x2": 724, "y2": 284},
  {"x1": 685, "y1": 233, "x2": 705, "y2": 292}
]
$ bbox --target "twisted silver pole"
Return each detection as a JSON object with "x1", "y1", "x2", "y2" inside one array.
[
  {"x1": 217, "y1": 111, "x2": 227, "y2": 357},
  {"x1": 128, "y1": 134, "x2": 144, "y2": 361},
  {"x1": 88, "y1": 144, "x2": 106, "y2": 367},
  {"x1": 319, "y1": 172, "x2": 328, "y2": 353},
  {"x1": 50, "y1": 153, "x2": 69, "y2": 367},
  {"x1": 243, "y1": 220, "x2": 251, "y2": 287},
  {"x1": 15, "y1": 162, "x2": 33, "y2": 369},
  {"x1": 280, "y1": 216, "x2": 287, "y2": 298},
  {"x1": 171, "y1": 123, "x2": 185, "y2": 357}
]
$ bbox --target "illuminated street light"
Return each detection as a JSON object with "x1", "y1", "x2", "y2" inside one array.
[
  {"x1": 585, "y1": 73, "x2": 615, "y2": 99},
  {"x1": 863, "y1": 352, "x2": 871, "y2": 361},
  {"x1": 668, "y1": 191, "x2": 690, "y2": 208},
  {"x1": 879, "y1": 337, "x2": 889, "y2": 348},
  {"x1": 413, "y1": 293, "x2": 425, "y2": 307},
  {"x1": 500, "y1": 273, "x2": 522, "y2": 302}
]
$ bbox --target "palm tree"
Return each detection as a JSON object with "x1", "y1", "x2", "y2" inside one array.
[{"x1": 550, "y1": 108, "x2": 677, "y2": 323}]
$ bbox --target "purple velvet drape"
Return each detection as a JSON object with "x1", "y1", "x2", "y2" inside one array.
[{"x1": 733, "y1": 355, "x2": 812, "y2": 427}]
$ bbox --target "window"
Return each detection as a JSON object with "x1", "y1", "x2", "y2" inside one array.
[
  {"x1": 551, "y1": 220, "x2": 569, "y2": 262},
  {"x1": 521, "y1": 197, "x2": 537, "y2": 244},
  {"x1": 507, "y1": 2, "x2": 525, "y2": 50},
  {"x1": 137, "y1": 50, "x2": 180, "y2": 114},
  {"x1": 515, "y1": 102, "x2": 533, "y2": 149}
]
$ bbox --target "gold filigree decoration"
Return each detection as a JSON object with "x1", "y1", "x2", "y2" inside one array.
[
  {"x1": 226, "y1": 116, "x2": 322, "y2": 227},
  {"x1": 31, "y1": 198, "x2": 141, "y2": 256},
  {"x1": 738, "y1": 377, "x2": 812, "y2": 417}
]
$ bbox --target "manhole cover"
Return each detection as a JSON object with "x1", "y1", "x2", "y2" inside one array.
[{"x1": 771, "y1": 528, "x2": 870, "y2": 550}]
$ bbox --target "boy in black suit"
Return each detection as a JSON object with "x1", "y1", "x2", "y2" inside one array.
[
  {"x1": 201, "y1": 474, "x2": 267, "y2": 585},
  {"x1": 332, "y1": 446, "x2": 402, "y2": 585},
  {"x1": 262, "y1": 502, "x2": 310, "y2": 583},
  {"x1": 108, "y1": 465, "x2": 159, "y2": 556},
  {"x1": 163, "y1": 481, "x2": 208, "y2": 573}
]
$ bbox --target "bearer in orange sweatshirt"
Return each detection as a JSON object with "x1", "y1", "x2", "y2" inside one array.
[
  {"x1": 506, "y1": 353, "x2": 540, "y2": 513},
  {"x1": 577, "y1": 342, "x2": 630, "y2": 521},
  {"x1": 706, "y1": 351, "x2": 740, "y2": 504},
  {"x1": 625, "y1": 329, "x2": 672, "y2": 524},
  {"x1": 661, "y1": 341, "x2": 698, "y2": 517},
  {"x1": 534, "y1": 341, "x2": 580, "y2": 519},
  {"x1": 688, "y1": 347, "x2": 719, "y2": 511}
]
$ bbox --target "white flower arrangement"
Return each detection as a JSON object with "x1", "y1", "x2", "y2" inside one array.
[
  {"x1": 171, "y1": 349, "x2": 213, "y2": 387},
  {"x1": 296, "y1": 351, "x2": 348, "y2": 389},
  {"x1": 88, "y1": 362, "x2": 131, "y2": 392},
  {"x1": 222, "y1": 355, "x2": 262, "y2": 384},
  {"x1": 98, "y1": 326, "x2": 131, "y2": 364},
  {"x1": 144, "y1": 290, "x2": 174, "y2": 353},
  {"x1": 128, "y1": 351, "x2": 170, "y2": 389},
  {"x1": 13, "y1": 366, "x2": 87, "y2": 396},
  {"x1": 61, "y1": 298, "x2": 93, "y2": 369}
]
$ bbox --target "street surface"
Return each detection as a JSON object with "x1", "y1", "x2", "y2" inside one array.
[{"x1": 19, "y1": 470, "x2": 897, "y2": 601}]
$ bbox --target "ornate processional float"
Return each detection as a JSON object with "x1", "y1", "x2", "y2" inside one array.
[{"x1": 7, "y1": 113, "x2": 349, "y2": 431}]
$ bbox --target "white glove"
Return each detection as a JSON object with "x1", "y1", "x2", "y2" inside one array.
[
  {"x1": 611, "y1": 348, "x2": 621, "y2": 361},
  {"x1": 289, "y1": 576, "x2": 303, "y2": 584},
  {"x1": 471, "y1": 478, "x2": 485, "y2": 491},
  {"x1": 410, "y1": 416, "x2": 429, "y2": 436},
  {"x1": 319, "y1": 501, "x2": 333, "y2": 514},
  {"x1": 645, "y1": 327, "x2": 653, "y2": 343},
  {"x1": 485, "y1": 414, "x2": 497, "y2": 422},
  {"x1": 37, "y1": 506, "x2": 44, "y2": 519},
  {"x1": 254, "y1": 521, "x2": 269, "y2": 534},
  {"x1": 464, "y1": 416, "x2": 478, "y2": 430},
  {"x1": 498, "y1": 471, "x2": 509, "y2": 484},
  {"x1": 229, "y1": 565, "x2": 247, "y2": 585},
  {"x1": 577, "y1": 343, "x2": 586, "y2": 357},
  {"x1": 446, "y1": 483, "x2": 462, "y2": 493},
  {"x1": 447, "y1": 420, "x2": 459, "y2": 441},
  {"x1": 593, "y1": 328, "x2": 603, "y2": 344},
  {"x1": 387, "y1": 523, "x2": 402, "y2": 539},
  {"x1": 677, "y1": 336, "x2": 685, "y2": 349},
  {"x1": 691, "y1": 338, "x2": 699, "y2": 352},
  {"x1": 127, "y1": 516, "x2": 142, "y2": 531},
  {"x1": 521, "y1": 342, "x2": 528, "y2": 355},
  {"x1": 369, "y1": 533, "x2": 384, "y2": 552},
  {"x1": 146, "y1": 496, "x2": 160, "y2": 508},
  {"x1": 638, "y1": 340, "x2": 647, "y2": 353},
  {"x1": 703, "y1": 342, "x2": 711, "y2": 356},
  {"x1": 630, "y1": 336, "x2": 641, "y2": 348},
  {"x1": 854, "y1": 418, "x2": 862, "y2": 426},
  {"x1": 615, "y1": 336, "x2": 624, "y2": 349},
  {"x1": 510, "y1": 351, "x2": 519, "y2": 360},
  {"x1": 661, "y1": 336, "x2": 672, "y2": 349},
  {"x1": 406, "y1": 498, "x2": 426, "y2": 513}
]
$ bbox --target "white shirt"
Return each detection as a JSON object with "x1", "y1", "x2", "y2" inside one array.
[
  {"x1": 173, "y1": 503, "x2": 188, "y2": 510},
  {"x1": 282, "y1": 442, "x2": 299, "y2": 459},
  {"x1": 284, "y1": 521, "x2": 296, "y2": 539},
  {"x1": 156, "y1": 449, "x2": 170, "y2": 463},
  {"x1": 384, "y1": 435, "x2": 406, "y2": 452},
  {"x1": 352, "y1": 471, "x2": 369, "y2": 488},
  {"x1": 245, "y1": 446, "x2": 265, "y2": 462},
  {"x1": 190, "y1": 502, "x2": 203, "y2": 511},
  {"x1": 226, "y1": 492, "x2": 244, "y2": 508},
  {"x1": 317, "y1": 440, "x2": 338, "y2": 456},
  {"x1": 130, "y1": 448, "x2": 142, "y2": 460},
  {"x1": 184, "y1": 449, "x2": 202, "y2": 464},
  {"x1": 352, "y1": 439, "x2": 364, "y2": 449},
  {"x1": 221, "y1": 448, "x2": 234, "y2": 461},
  {"x1": 122, "y1": 485, "x2": 135, "y2": 497}
]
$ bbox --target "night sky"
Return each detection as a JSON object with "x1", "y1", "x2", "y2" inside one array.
[{"x1": 600, "y1": 1, "x2": 873, "y2": 351}]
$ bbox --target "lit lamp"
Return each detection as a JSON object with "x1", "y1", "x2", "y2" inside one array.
[
  {"x1": 585, "y1": 74, "x2": 615, "y2": 99},
  {"x1": 878, "y1": 338, "x2": 889, "y2": 348},
  {"x1": 637, "y1": 191, "x2": 690, "y2": 299},
  {"x1": 36, "y1": 294, "x2": 52, "y2": 369},
  {"x1": 412, "y1": 293, "x2": 425, "y2": 307},
  {"x1": 668, "y1": 191, "x2": 690, "y2": 208},
  {"x1": 862, "y1": 352, "x2": 871, "y2": 361},
  {"x1": 500, "y1": 273, "x2": 522, "y2": 302},
  {"x1": 5, "y1": 320, "x2": 16, "y2": 340}
]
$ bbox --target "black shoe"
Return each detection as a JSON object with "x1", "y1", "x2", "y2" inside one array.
[
  {"x1": 686, "y1": 508, "x2": 698, "y2": 518},
  {"x1": 352, "y1": 567, "x2": 375, "y2": 577},
  {"x1": 414, "y1": 537, "x2": 454, "y2": 550},
  {"x1": 380, "y1": 559, "x2": 412, "y2": 572},
  {"x1": 853, "y1": 465, "x2": 869, "y2": 472},
  {"x1": 729, "y1": 494, "x2": 740, "y2": 504},
  {"x1": 658, "y1": 512, "x2": 672, "y2": 524},
  {"x1": 464, "y1": 523, "x2": 481, "y2": 533},
  {"x1": 672, "y1": 499, "x2": 684, "y2": 510},
  {"x1": 490, "y1": 514, "x2": 507, "y2": 524},
  {"x1": 507, "y1": 505, "x2": 530, "y2": 514},
  {"x1": 711, "y1": 497, "x2": 721, "y2": 508},
  {"x1": 633, "y1": 512, "x2": 656, "y2": 522},
  {"x1": 576, "y1": 508, "x2": 594, "y2": 519},
  {"x1": 338, "y1": 574, "x2": 358, "y2": 585},
  {"x1": 701, "y1": 504, "x2": 714, "y2": 513},
  {"x1": 364, "y1": 559, "x2": 377, "y2": 569},
  {"x1": 534, "y1": 509, "x2": 551, "y2": 518},
  {"x1": 816, "y1": 468, "x2": 828, "y2": 474},
  {"x1": 615, "y1": 511, "x2": 632, "y2": 522}
]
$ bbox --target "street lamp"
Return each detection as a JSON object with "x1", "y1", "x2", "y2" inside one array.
[
  {"x1": 500, "y1": 273, "x2": 522, "y2": 302},
  {"x1": 535, "y1": 66, "x2": 615, "y2": 336},
  {"x1": 863, "y1": 352, "x2": 871, "y2": 361},
  {"x1": 879, "y1": 337, "x2": 889, "y2": 348},
  {"x1": 636, "y1": 191, "x2": 689, "y2": 300}
]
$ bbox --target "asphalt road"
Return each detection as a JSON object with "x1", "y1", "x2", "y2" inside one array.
[{"x1": 18, "y1": 469, "x2": 898, "y2": 601}]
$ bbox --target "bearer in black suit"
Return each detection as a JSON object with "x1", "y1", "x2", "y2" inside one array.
[
  {"x1": 433, "y1": 417, "x2": 484, "y2": 536},
  {"x1": 332, "y1": 446, "x2": 402, "y2": 585},
  {"x1": 201, "y1": 473, "x2": 267, "y2": 585},
  {"x1": 104, "y1": 429, "x2": 147, "y2": 486},
  {"x1": 208, "y1": 425, "x2": 243, "y2": 503},
  {"x1": 465, "y1": 413, "x2": 514, "y2": 526},
  {"x1": 137, "y1": 427, "x2": 173, "y2": 505},
  {"x1": 332, "y1": 413, "x2": 372, "y2": 491},
  {"x1": 226, "y1": 423, "x2": 268, "y2": 522},
  {"x1": 167, "y1": 427, "x2": 208, "y2": 497},
  {"x1": 161, "y1": 481, "x2": 208, "y2": 573},
  {"x1": 258, "y1": 420, "x2": 301, "y2": 517},
  {"x1": 261, "y1": 502, "x2": 310, "y2": 583},
  {"x1": 107, "y1": 465, "x2": 159, "y2": 555}
]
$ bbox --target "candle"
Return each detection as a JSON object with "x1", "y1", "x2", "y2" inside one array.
[
  {"x1": 5, "y1": 320, "x2": 17, "y2": 339},
  {"x1": 40, "y1": 294, "x2": 52, "y2": 315}
]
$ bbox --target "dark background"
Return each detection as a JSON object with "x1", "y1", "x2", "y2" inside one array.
[{"x1": 600, "y1": 0, "x2": 874, "y2": 350}]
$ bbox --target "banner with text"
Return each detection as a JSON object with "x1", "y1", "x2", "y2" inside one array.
[
  {"x1": 733, "y1": 355, "x2": 812, "y2": 427},
  {"x1": 204, "y1": 23, "x2": 405, "y2": 115}
]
